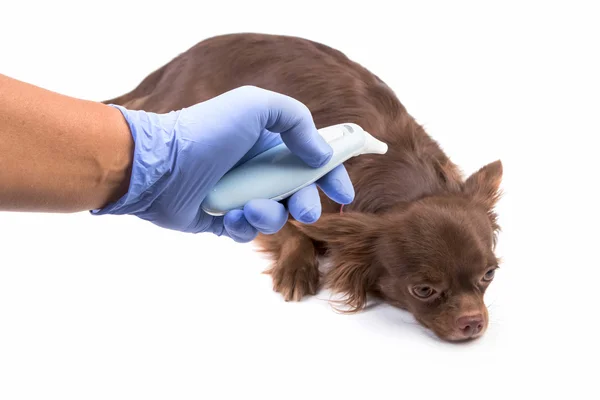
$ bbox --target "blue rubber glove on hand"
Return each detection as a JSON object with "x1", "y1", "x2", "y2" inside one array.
[{"x1": 93, "y1": 86, "x2": 355, "y2": 242}]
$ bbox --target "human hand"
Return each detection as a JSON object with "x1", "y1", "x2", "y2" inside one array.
[{"x1": 93, "y1": 86, "x2": 355, "y2": 242}]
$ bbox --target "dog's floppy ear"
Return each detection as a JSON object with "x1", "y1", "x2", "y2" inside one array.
[
  {"x1": 291, "y1": 212, "x2": 384, "y2": 312},
  {"x1": 290, "y1": 212, "x2": 382, "y2": 244},
  {"x1": 464, "y1": 160, "x2": 503, "y2": 210}
]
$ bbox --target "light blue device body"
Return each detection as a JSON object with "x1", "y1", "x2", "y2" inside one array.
[{"x1": 201, "y1": 123, "x2": 388, "y2": 216}]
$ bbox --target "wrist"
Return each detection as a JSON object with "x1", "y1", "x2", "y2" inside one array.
[
  {"x1": 95, "y1": 104, "x2": 135, "y2": 208},
  {"x1": 92, "y1": 105, "x2": 181, "y2": 216}
]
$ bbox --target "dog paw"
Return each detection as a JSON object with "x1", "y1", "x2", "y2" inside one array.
[{"x1": 267, "y1": 261, "x2": 320, "y2": 302}]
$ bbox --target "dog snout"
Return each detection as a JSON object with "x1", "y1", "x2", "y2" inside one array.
[{"x1": 456, "y1": 314, "x2": 484, "y2": 338}]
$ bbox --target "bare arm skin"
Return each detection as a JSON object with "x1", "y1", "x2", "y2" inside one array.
[{"x1": 0, "y1": 74, "x2": 133, "y2": 212}]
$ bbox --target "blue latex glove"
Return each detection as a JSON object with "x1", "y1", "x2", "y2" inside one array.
[{"x1": 92, "y1": 86, "x2": 355, "y2": 242}]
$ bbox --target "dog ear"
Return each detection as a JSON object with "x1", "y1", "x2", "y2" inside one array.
[
  {"x1": 290, "y1": 212, "x2": 382, "y2": 244},
  {"x1": 291, "y1": 212, "x2": 384, "y2": 312},
  {"x1": 464, "y1": 160, "x2": 503, "y2": 209}
]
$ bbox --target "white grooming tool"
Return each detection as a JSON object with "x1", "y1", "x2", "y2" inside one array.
[{"x1": 201, "y1": 123, "x2": 388, "y2": 216}]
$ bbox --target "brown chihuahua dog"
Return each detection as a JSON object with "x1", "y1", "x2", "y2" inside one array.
[{"x1": 104, "y1": 33, "x2": 503, "y2": 342}]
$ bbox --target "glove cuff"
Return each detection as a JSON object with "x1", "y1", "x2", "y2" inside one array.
[{"x1": 90, "y1": 105, "x2": 181, "y2": 216}]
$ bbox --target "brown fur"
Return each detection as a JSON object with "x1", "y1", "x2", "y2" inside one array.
[{"x1": 104, "y1": 33, "x2": 503, "y2": 341}]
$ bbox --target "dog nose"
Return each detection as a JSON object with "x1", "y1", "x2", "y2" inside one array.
[{"x1": 456, "y1": 314, "x2": 484, "y2": 338}]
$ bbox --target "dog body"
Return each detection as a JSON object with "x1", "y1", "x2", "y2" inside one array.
[{"x1": 106, "y1": 33, "x2": 503, "y2": 341}]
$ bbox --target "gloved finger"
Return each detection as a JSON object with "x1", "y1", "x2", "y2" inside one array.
[
  {"x1": 287, "y1": 184, "x2": 322, "y2": 224},
  {"x1": 260, "y1": 89, "x2": 333, "y2": 168},
  {"x1": 316, "y1": 164, "x2": 355, "y2": 205},
  {"x1": 234, "y1": 129, "x2": 283, "y2": 167},
  {"x1": 243, "y1": 199, "x2": 289, "y2": 234},
  {"x1": 223, "y1": 210, "x2": 258, "y2": 243}
]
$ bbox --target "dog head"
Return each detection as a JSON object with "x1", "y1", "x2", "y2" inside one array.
[{"x1": 293, "y1": 160, "x2": 502, "y2": 341}]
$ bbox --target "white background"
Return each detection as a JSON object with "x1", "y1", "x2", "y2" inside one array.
[{"x1": 1, "y1": 1, "x2": 599, "y2": 398}]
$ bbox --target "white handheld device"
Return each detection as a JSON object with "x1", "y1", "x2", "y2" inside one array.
[{"x1": 201, "y1": 123, "x2": 388, "y2": 216}]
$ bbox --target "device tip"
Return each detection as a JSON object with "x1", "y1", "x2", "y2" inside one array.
[{"x1": 361, "y1": 132, "x2": 388, "y2": 155}]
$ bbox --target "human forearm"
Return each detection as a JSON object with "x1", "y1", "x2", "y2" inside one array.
[{"x1": 0, "y1": 74, "x2": 133, "y2": 212}]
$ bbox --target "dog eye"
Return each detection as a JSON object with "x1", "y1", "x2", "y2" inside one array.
[
  {"x1": 482, "y1": 268, "x2": 496, "y2": 282},
  {"x1": 411, "y1": 285, "x2": 436, "y2": 299}
]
